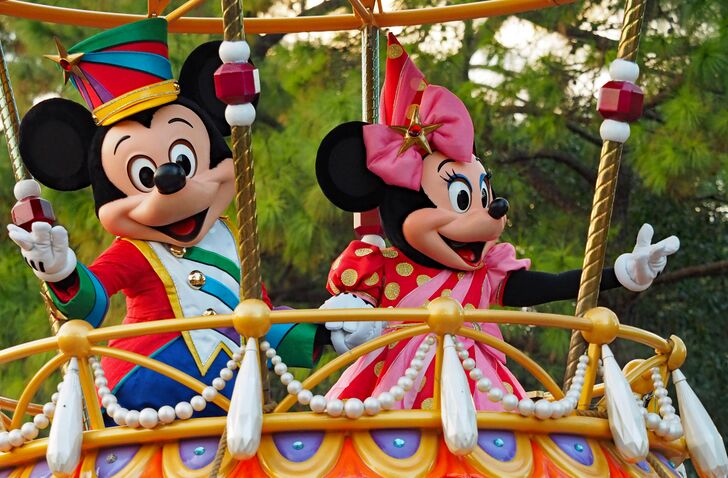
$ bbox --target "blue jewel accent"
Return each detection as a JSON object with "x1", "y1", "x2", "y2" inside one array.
[
  {"x1": 292, "y1": 441, "x2": 304, "y2": 450},
  {"x1": 193, "y1": 446, "x2": 205, "y2": 456},
  {"x1": 574, "y1": 443, "x2": 585, "y2": 453},
  {"x1": 493, "y1": 438, "x2": 505, "y2": 448},
  {"x1": 393, "y1": 438, "x2": 406, "y2": 448},
  {"x1": 668, "y1": 460, "x2": 676, "y2": 468}
]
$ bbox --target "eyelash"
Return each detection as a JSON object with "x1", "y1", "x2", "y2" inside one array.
[{"x1": 440, "y1": 170, "x2": 470, "y2": 187}]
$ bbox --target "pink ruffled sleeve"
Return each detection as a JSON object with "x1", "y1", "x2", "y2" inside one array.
[{"x1": 483, "y1": 242, "x2": 531, "y2": 307}]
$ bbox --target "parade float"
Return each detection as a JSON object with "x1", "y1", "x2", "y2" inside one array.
[{"x1": 0, "y1": 0, "x2": 726, "y2": 477}]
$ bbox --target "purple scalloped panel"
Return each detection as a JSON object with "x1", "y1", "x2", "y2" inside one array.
[
  {"x1": 28, "y1": 460, "x2": 50, "y2": 478},
  {"x1": 477, "y1": 430, "x2": 516, "y2": 462},
  {"x1": 96, "y1": 445, "x2": 141, "y2": 478},
  {"x1": 370, "y1": 429, "x2": 421, "y2": 459},
  {"x1": 636, "y1": 459, "x2": 652, "y2": 472},
  {"x1": 179, "y1": 437, "x2": 220, "y2": 470},
  {"x1": 654, "y1": 452, "x2": 681, "y2": 476},
  {"x1": 273, "y1": 431, "x2": 325, "y2": 462},
  {"x1": 550, "y1": 434, "x2": 594, "y2": 466},
  {"x1": 0, "y1": 468, "x2": 12, "y2": 478}
]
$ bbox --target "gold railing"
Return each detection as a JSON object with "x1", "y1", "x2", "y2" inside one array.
[{"x1": 0, "y1": 297, "x2": 688, "y2": 467}]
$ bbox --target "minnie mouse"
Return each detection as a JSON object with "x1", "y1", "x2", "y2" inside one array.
[
  {"x1": 7, "y1": 19, "x2": 326, "y2": 420},
  {"x1": 317, "y1": 34, "x2": 680, "y2": 410}
]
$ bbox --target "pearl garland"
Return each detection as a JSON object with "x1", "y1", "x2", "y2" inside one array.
[
  {"x1": 452, "y1": 336, "x2": 588, "y2": 419},
  {"x1": 266, "y1": 335, "x2": 437, "y2": 419},
  {"x1": 642, "y1": 367, "x2": 683, "y2": 441},
  {"x1": 0, "y1": 382, "x2": 59, "y2": 451}
]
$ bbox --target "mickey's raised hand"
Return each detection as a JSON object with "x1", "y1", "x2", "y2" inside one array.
[
  {"x1": 614, "y1": 224, "x2": 680, "y2": 292},
  {"x1": 7, "y1": 222, "x2": 77, "y2": 283}
]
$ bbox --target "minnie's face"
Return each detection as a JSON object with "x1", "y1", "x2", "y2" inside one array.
[
  {"x1": 97, "y1": 104, "x2": 235, "y2": 247},
  {"x1": 401, "y1": 151, "x2": 505, "y2": 271}
]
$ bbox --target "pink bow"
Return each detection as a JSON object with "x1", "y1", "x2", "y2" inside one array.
[{"x1": 363, "y1": 85, "x2": 474, "y2": 191}]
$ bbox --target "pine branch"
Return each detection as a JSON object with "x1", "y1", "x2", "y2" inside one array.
[
  {"x1": 653, "y1": 260, "x2": 728, "y2": 286},
  {"x1": 499, "y1": 149, "x2": 596, "y2": 184}
]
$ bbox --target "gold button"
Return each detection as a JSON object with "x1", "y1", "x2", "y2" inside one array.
[
  {"x1": 203, "y1": 308, "x2": 216, "y2": 316},
  {"x1": 341, "y1": 269, "x2": 358, "y2": 287},
  {"x1": 364, "y1": 272, "x2": 380, "y2": 286},
  {"x1": 396, "y1": 262, "x2": 414, "y2": 277},
  {"x1": 188, "y1": 270, "x2": 206, "y2": 289},
  {"x1": 355, "y1": 248, "x2": 373, "y2": 257},
  {"x1": 169, "y1": 245, "x2": 186, "y2": 258},
  {"x1": 384, "y1": 282, "x2": 400, "y2": 300},
  {"x1": 387, "y1": 44, "x2": 403, "y2": 59}
]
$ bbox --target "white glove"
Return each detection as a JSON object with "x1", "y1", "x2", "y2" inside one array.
[
  {"x1": 614, "y1": 223, "x2": 679, "y2": 292},
  {"x1": 7, "y1": 222, "x2": 77, "y2": 283},
  {"x1": 320, "y1": 293, "x2": 385, "y2": 355}
]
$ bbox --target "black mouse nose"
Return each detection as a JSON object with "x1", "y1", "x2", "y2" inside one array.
[
  {"x1": 488, "y1": 197, "x2": 509, "y2": 219},
  {"x1": 154, "y1": 163, "x2": 186, "y2": 195}
]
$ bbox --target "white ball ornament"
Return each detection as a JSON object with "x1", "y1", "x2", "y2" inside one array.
[
  {"x1": 534, "y1": 400, "x2": 553, "y2": 420},
  {"x1": 657, "y1": 419, "x2": 670, "y2": 437},
  {"x1": 21, "y1": 422, "x2": 38, "y2": 441},
  {"x1": 226, "y1": 360, "x2": 238, "y2": 370},
  {"x1": 666, "y1": 421, "x2": 683, "y2": 441},
  {"x1": 202, "y1": 386, "x2": 218, "y2": 402},
  {"x1": 309, "y1": 395, "x2": 327, "y2": 413},
  {"x1": 645, "y1": 412, "x2": 661, "y2": 430},
  {"x1": 364, "y1": 397, "x2": 381, "y2": 416},
  {"x1": 274, "y1": 363, "x2": 287, "y2": 375},
  {"x1": 95, "y1": 377, "x2": 108, "y2": 387},
  {"x1": 461, "y1": 358, "x2": 476, "y2": 371},
  {"x1": 389, "y1": 385, "x2": 405, "y2": 401},
  {"x1": 265, "y1": 349, "x2": 277, "y2": 359},
  {"x1": 410, "y1": 358, "x2": 424, "y2": 370},
  {"x1": 488, "y1": 387, "x2": 504, "y2": 403},
  {"x1": 518, "y1": 398, "x2": 535, "y2": 417},
  {"x1": 326, "y1": 399, "x2": 344, "y2": 417},
  {"x1": 101, "y1": 394, "x2": 117, "y2": 408},
  {"x1": 287, "y1": 380, "x2": 303, "y2": 395},
  {"x1": 476, "y1": 378, "x2": 492, "y2": 393},
  {"x1": 550, "y1": 402, "x2": 565, "y2": 419},
  {"x1": 609, "y1": 59, "x2": 640, "y2": 83},
  {"x1": 42, "y1": 402, "x2": 55, "y2": 418},
  {"x1": 344, "y1": 398, "x2": 364, "y2": 419},
  {"x1": 212, "y1": 378, "x2": 226, "y2": 391},
  {"x1": 297, "y1": 390, "x2": 313, "y2": 406},
  {"x1": 271, "y1": 356, "x2": 282, "y2": 365},
  {"x1": 8, "y1": 429, "x2": 24, "y2": 447},
  {"x1": 13, "y1": 179, "x2": 41, "y2": 201},
  {"x1": 191, "y1": 395, "x2": 207, "y2": 412},
  {"x1": 220, "y1": 368, "x2": 234, "y2": 381},
  {"x1": 158, "y1": 405, "x2": 176, "y2": 424},
  {"x1": 106, "y1": 402, "x2": 119, "y2": 417},
  {"x1": 175, "y1": 402, "x2": 194, "y2": 420},
  {"x1": 0, "y1": 432, "x2": 10, "y2": 452},
  {"x1": 280, "y1": 372, "x2": 294, "y2": 386},
  {"x1": 397, "y1": 376, "x2": 414, "y2": 391},
  {"x1": 219, "y1": 40, "x2": 251, "y2": 63},
  {"x1": 502, "y1": 394, "x2": 519, "y2": 411},
  {"x1": 599, "y1": 119, "x2": 631, "y2": 143},
  {"x1": 33, "y1": 414, "x2": 49, "y2": 430},
  {"x1": 469, "y1": 368, "x2": 483, "y2": 381},
  {"x1": 125, "y1": 410, "x2": 141, "y2": 428},
  {"x1": 113, "y1": 408, "x2": 129, "y2": 426},
  {"x1": 405, "y1": 368, "x2": 418, "y2": 380},
  {"x1": 97, "y1": 386, "x2": 111, "y2": 397},
  {"x1": 225, "y1": 103, "x2": 256, "y2": 127},
  {"x1": 378, "y1": 392, "x2": 395, "y2": 410},
  {"x1": 139, "y1": 408, "x2": 159, "y2": 429}
]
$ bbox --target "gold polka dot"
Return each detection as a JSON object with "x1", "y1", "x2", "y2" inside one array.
[
  {"x1": 441, "y1": 289, "x2": 452, "y2": 297},
  {"x1": 384, "y1": 282, "x2": 400, "y2": 300},
  {"x1": 364, "y1": 272, "x2": 380, "y2": 286},
  {"x1": 387, "y1": 44, "x2": 403, "y2": 59},
  {"x1": 421, "y1": 398, "x2": 434, "y2": 410},
  {"x1": 328, "y1": 280, "x2": 340, "y2": 295},
  {"x1": 502, "y1": 382, "x2": 514, "y2": 394},
  {"x1": 381, "y1": 249, "x2": 399, "y2": 259},
  {"x1": 418, "y1": 376, "x2": 427, "y2": 392},
  {"x1": 457, "y1": 272, "x2": 465, "y2": 280},
  {"x1": 388, "y1": 340, "x2": 399, "y2": 349},
  {"x1": 416, "y1": 274, "x2": 431, "y2": 286},
  {"x1": 464, "y1": 303, "x2": 476, "y2": 310},
  {"x1": 396, "y1": 262, "x2": 414, "y2": 277},
  {"x1": 355, "y1": 248, "x2": 373, "y2": 257},
  {"x1": 332, "y1": 256, "x2": 342, "y2": 270},
  {"x1": 374, "y1": 360, "x2": 385, "y2": 377},
  {"x1": 341, "y1": 269, "x2": 358, "y2": 287},
  {"x1": 417, "y1": 79, "x2": 427, "y2": 91}
]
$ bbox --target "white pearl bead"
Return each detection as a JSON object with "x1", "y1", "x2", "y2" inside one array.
[
  {"x1": 202, "y1": 386, "x2": 218, "y2": 402},
  {"x1": 125, "y1": 410, "x2": 140, "y2": 428},
  {"x1": 414, "y1": 351, "x2": 426, "y2": 360},
  {"x1": 57, "y1": 382, "x2": 65, "y2": 392},
  {"x1": 43, "y1": 402, "x2": 55, "y2": 418},
  {"x1": 469, "y1": 368, "x2": 483, "y2": 381},
  {"x1": 113, "y1": 408, "x2": 128, "y2": 426},
  {"x1": 397, "y1": 377, "x2": 414, "y2": 391},
  {"x1": 259, "y1": 341, "x2": 270, "y2": 351},
  {"x1": 287, "y1": 380, "x2": 303, "y2": 395},
  {"x1": 609, "y1": 59, "x2": 640, "y2": 83},
  {"x1": 297, "y1": 390, "x2": 313, "y2": 405},
  {"x1": 576, "y1": 363, "x2": 587, "y2": 372},
  {"x1": 645, "y1": 412, "x2": 661, "y2": 430},
  {"x1": 458, "y1": 350, "x2": 469, "y2": 360},
  {"x1": 139, "y1": 408, "x2": 159, "y2": 429},
  {"x1": 653, "y1": 380, "x2": 664, "y2": 389},
  {"x1": 405, "y1": 368, "x2": 419, "y2": 380},
  {"x1": 219, "y1": 40, "x2": 251, "y2": 63},
  {"x1": 91, "y1": 361, "x2": 101, "y2": 370},
  {"x1": 455, "y1": 342, "x2": 465, "y2": 351},
  {"x1": 378, "y1": 392, "x2": 395, "y2": 410},
  {"x1": 410, "y1": 358, "x2": 424, "y2": 370},
  {"x1": 344, "y1": 398, "x2": 364, "y2": 419},
  {"x1": 326, "y1": 399, "x2": 344, "y2": 417},
  {"x1": 572, "y1": 376, "x2": 584, "y2": 386},
  {"x1": 271, "y1": 356, "x2": 282, "y2": 365},
  {"x1": 21, "y1": 422, "x2": 38, "y2": 440},
  {"x1": 280, "y1": 373, "x2": 294, "y2": 386},
  {"x1": 461, "y1": 358, "x2": 476, "y2": 371},
  {"x1": 578, "y1": 355, "x2": 589, "y2": 364},
  {"x1": 8, "y1": 429, "x2": 24, "y2": 447},
  {"x1": 476, "y1": 378, "x2": 492, "y2": 393},
  {"x1": 95, "y1": 377, "x2": 108, "y2": 387},
  {"x1": 274, "y1": 363, "x2": 287, "y2": 375},
  {"x1": 225, "y1": 103, "x2": 256, "y2": 127},
  {"x1": 106, "y1": 403, "x2": 119, "y2": 416},
  {"x1": 309, "y1": 395, "x2": 327, "y2": 413},
  {"x1": 157, "y1": 405, "x2": 176, "y2": 424},
  {"x1": 534, "y1": 400, "x2": 553, "y2": 420},
  {"x1": 265, "y1": 349, "x2": 277, "y2": 359},
  {"x1": 666, "y1": 421, "x2": 683, "y2": 441},
  {"x1": 220, "y1": 368, "x2": 234, "y2": 381},
  {"x1": 175, "y1": 402, "x2": 193, "y2": 420},
  {"x1": 51, "y1": 393, "x2": 59, "y2": 404},
  {"x1": 97, "y1": 386, "x2": 111, "y2": 396},
  {"x1": 518, "y1": 398, "x2": 535, "y2": 416},
  {"x1": 658, "y1": 396, "x2": 672, "y2": 407},
  {"x1": 389, "y1": 386, "x2": 405, "y2": 400},
  {"x1": 488, "y1": 388, "x2": 504, "y2": 402},
  {"x1": 551, "y1": 402, "x2": 565, "y2": 419},
  {"x1": 33, "y1": 414, "x2": 49, "y2": 430},
  {"x1": 660, "y1": 405, "x2": 675, "y2": 416},
  {"x1": 364, "y1": 397, "x2": 381, "y2": 415},
  {"x1": 567, "y1": 390, "x2": 581, "y2": 400},
  {"x1": 94, "y1": 369, "x2": 105, "y2": 377},
  {"x1": 426, "y1": 336, "x2": 436, "y2": 345},
  {"x1": 0, "y1": 432, "x2": 10, "y2": 452},
  {"x1": 656, "y1": 419, "x2": 670, "y2": 437},
  {"x1": 561, "y1": 398, "x2": 577, "y2": 411},
  {"x1": 418, "y1": 344, "x2": 430, "y2": 353},
  {"x1": 232, "y1": 352, "x2": 242, "y2": 362},
  {"x1": 212, "y1": 378, "x2": 226, "y2": 390},
  {"x1": 502, "y1": 394, "x2": 519, "y2": 411},
  {"x1": 101, "y1": 394, "x2": 117, "y2": 408},
  {"x1": 600, "y1": 119, "x2": 630, "y2": 143},
  {"x1": 227, "y1": 360, "x2": 238, "y2": 370},
  {"x1": 191, "y1": 395, "x2": 207, "y2": 411},
  {"x1": 662, "y1": 413, "x2": 676, "y2": 423},
  {"x1": 654, "y1": 388, "x2": 668, "y2": 398}
]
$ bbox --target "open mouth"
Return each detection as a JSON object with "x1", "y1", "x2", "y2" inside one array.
[
  {"x1": 152, "y1": 209, "x2": 209, "y2": 243},
  {"x1": 439, "y1": 234, "x2": 485, "y2": 267}
]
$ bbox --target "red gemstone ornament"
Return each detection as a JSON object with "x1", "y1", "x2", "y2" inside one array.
[
  {"x1": 12, "y1": 196, "x2": 56, "y2": 232},
  {"x1": 214, "y1": 62, "x2": 260, "y2": 105},
  {"x1": 597, "y1": 80, "x2": 644, "y2": 122}
]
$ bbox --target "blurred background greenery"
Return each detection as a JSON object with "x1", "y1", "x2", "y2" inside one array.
[{"x1": 0, "y1": 0, "x2": 725, "y2": 470}]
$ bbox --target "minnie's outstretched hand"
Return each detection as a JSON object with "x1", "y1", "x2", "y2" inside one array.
[
  {"x1": 7, "y1": 222, "x2": 77, "y2": 283},
  {"x1": 614, "y1": 224, "x2": 680, "y2": 292}
]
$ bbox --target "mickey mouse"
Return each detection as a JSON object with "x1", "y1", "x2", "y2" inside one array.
[
  {"x1": 7, "y1": 18, "x2": 325, "y2": 422},
  {"x1": 317, "y1": 34, "x2": 680, "y2": 411}
]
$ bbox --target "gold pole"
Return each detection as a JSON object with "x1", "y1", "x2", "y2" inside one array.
[
  {"x1": 0, "y1": 41, "x2": 27, "y2": 182},
  {"x1": 563, "y1": 0, "x2": 647, "y2": 390}
]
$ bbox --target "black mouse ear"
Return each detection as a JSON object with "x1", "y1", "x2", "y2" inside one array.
[
  {"x1": 19, "y1": 98, "x2": 94, "y2": 191},
  {"x1": 316, "y1": 121, "x2": 385, "y2": 212}
]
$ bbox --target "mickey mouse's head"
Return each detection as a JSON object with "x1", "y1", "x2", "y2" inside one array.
[{"x1": 19, "y1": 42, "x2": 241, "y2": 247}]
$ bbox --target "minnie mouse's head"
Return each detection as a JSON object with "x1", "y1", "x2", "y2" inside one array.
[
  {"x1": 316, "y1": 35, "x2": 509, "y2": 272},
  {"x1": 18, "y1": 21, "x2": 243, "y2": 248}
]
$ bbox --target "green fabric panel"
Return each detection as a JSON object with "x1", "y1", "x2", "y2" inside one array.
[
  {"x1": 275, "y1": 323, "x2": 319, "y2": 369},
  {"x1": 185, "y1": 247, "x2": 240, "y2": 283},
  {"x1": 70, "y1": 18, "x2": 167, "y2": 54},
  {"x1": 48, "y1": 265, "x2": 96, "y2": 319}
]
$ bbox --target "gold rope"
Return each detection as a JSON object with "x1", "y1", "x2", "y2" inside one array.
[{"x1": 563, "y1": 0, "x2": 648, "y2": 390}]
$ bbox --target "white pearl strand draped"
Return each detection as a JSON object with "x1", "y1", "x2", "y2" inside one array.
[
  {"x1": 642, "y1": 367, "x2": 683, "y2": 441},
  {"x1": 0, "y1": 384, "x2": 56, "y2": 452},
  {"x1": 267, "y1": 336, "x2": 437, "y2": 418}
]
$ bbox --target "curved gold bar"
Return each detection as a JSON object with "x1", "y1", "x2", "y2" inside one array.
[
  {"x1": 0, "y1": 397, "x2": 42, "y2": 415},
  {"x1": 78, "y1": 357, "x2": 105, "y2": 430},
  {"x1": 618, "y1": 325, "x2": 671, "y2": 353},
  {"x1": 10, "y1": 354, "x2": 66, "y2": 429},
  {"x1": 0, "y1": 337, "x2": 59, "y2": 366},
  {"x1": 90, "y1": 346, "x2": 230, "y2": 411}
]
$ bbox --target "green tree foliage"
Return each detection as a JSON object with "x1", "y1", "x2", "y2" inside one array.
[{"x1": 0, "y1": 1, "x2": 725, "y2": 463}]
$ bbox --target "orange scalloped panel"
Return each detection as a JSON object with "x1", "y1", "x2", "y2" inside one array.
[
  {"x1": 425, "y1": 437, "x2": 484, "y2": 478},
  {"x1": 533, "y1": 434, "x2": 610, "y2": 477},
  {"x1": 324, "y1": 439, "x2": 380, "y2": 477}
]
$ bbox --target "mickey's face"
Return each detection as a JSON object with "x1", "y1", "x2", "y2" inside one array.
[
  {"x1": 97, "y1": 104, "x2": 234, "y2": 247},
  {"x1": 401, "y1": 152, "x2": 505, "y2": 271}
]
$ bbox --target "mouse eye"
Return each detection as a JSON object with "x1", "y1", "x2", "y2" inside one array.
[
  {"x1": 169, "y1": 140, "x2": 197, "y2": 177},
  {"x1": 128, "y1": 156, "x2": 156, "y2": 193},
  {"x1": 480, "y1": 174, "x2": 489, "y2": 208},
  {"x1": 448, "y1": 179, "x2": 471, "y2": 213}
]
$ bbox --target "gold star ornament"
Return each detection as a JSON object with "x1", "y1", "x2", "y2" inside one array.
[
  {"x1": 389, "y1": 105, "x2": 442, "y2": 156},
  {"x1": 44, "y1": 37, "x2": 86, "y2": 84}
]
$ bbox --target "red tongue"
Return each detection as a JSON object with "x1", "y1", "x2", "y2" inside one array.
[
  {"x1": 169, "y1": 217, "x2": 196, "y2": 236},
  {"x1": 455, "y1": 247, "x2": 477, "y2": 263}
]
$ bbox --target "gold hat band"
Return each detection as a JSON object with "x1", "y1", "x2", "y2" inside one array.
[{"x1": 92, "y1": 79, "x2": 180, "y2": 126}]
